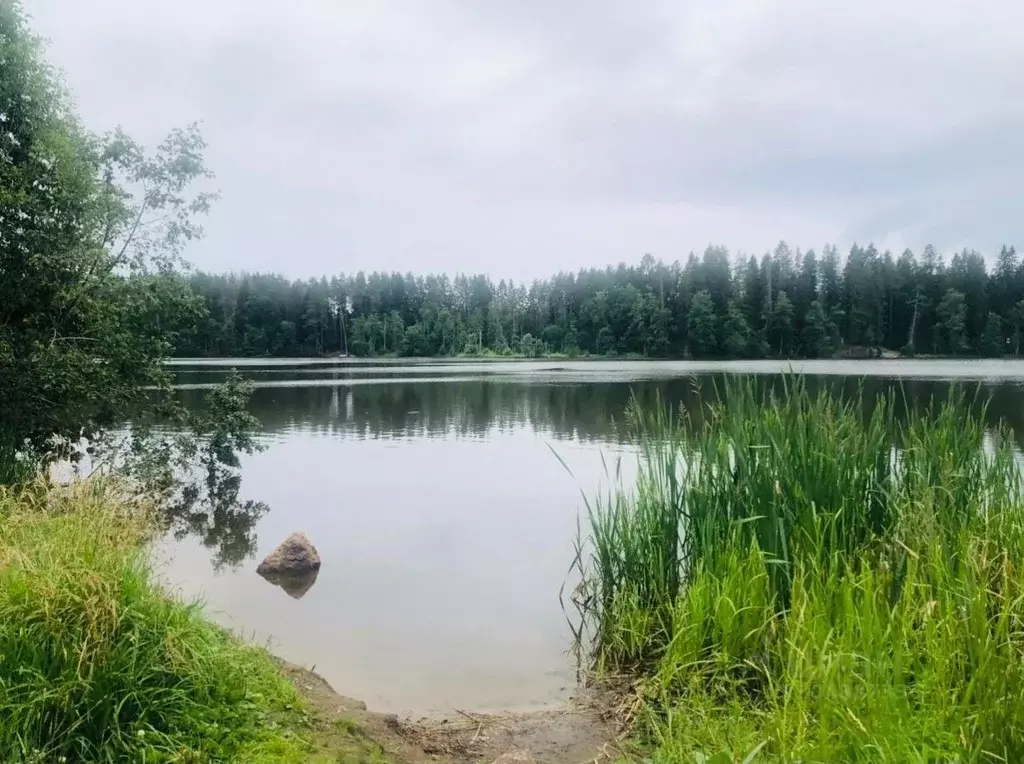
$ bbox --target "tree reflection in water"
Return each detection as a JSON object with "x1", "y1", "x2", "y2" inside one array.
[
  {"x1": 162, "y1": 462, "x2": 269, "y2": 571},
  {"x1": 138, "y1": 373, "x2": 271, "y2": 572}
]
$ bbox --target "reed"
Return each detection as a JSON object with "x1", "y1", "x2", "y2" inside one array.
[{"x1": 580, "y1": 376, "x2": 1024, "y2": 761}]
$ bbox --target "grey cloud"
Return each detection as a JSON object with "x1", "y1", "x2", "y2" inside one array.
[{"x1": 26, "y1": 0, "x2": 1024, "y2": 279}]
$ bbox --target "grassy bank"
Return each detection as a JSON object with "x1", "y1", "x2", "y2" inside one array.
[
  {"x1": 579, "y1": 377, "x2": 1024, "y2": 762},
  {"x1": 0, "y1": 481, "x2": 384, "y2": 763}
]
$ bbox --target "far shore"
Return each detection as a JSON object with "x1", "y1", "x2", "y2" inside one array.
[{"x1": 165, "y1": 350, "x2": 1016, "y2": 365}]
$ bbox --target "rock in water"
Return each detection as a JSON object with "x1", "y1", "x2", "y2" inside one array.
[{"x1": 256, "y1": 532, "x2": 321, "y2": 576}]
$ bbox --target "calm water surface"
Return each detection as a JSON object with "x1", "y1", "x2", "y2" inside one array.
[{"x1": 155, "y1": 359, "x2": 1024, "y2": 715}]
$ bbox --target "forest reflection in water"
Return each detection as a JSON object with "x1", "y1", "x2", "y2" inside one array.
[
  {"x1": 154, "y1": 367, "x2": 1024, "y2": 578},
  {"x1": 171, "y1": 371, "x2": 1024, "y2": 447}
]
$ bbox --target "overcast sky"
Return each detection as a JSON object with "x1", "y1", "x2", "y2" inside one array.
[{"x1": 26, "y1": 0, "x2": 1024, "y2": 281}]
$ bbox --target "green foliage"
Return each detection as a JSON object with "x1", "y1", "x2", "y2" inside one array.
[
  {"x1": 981, "y1": 311, "x2": 1005, "y2": 357},
  {"x1": 1012, "y1": 299, "x2": 1024, "y2": 355},
  {"x1": 0, "y1": 481, "x2": 334, "y2": 762},
  {"x1": 541, "y1": 323, "x2": 566, "y2": 351},
  {"x1": 518, "y1": 332, "x2": 545, "y2": 358},
  {"x1": 721, "y1": 301, "x2": 751, "y2": 358},
  {"x1": 563, "y1": 324, "x2": 581, "y2": 356},
  {"x1": 578, "y1": 377, "x2": 1024, "y2": 761},
  {"x1": 167, "y1": 240, "x2": 1024, "y2": 362},
  {"x1": 688, "y1": 290, "x2": 718, "y2": 358},
  {"x1": 0, "y1": 2, "x2": 215, "y2": 451},
  {"x1": 801, "y1": 299, "x2": 835, "y2": 358},
  {"x1": 115, "y1": 372, "x2": 268, "y2": 571},
  {"x1": 937, "y1": 288, "x2": 968, "y2": 354}
]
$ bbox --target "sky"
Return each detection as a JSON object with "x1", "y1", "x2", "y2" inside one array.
[{"x1": 26, "y1": 0, "x2": 1024, "y2": 282}]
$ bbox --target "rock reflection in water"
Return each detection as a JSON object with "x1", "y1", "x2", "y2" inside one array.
[{"x1": 257, "y1": 567, "x2": 320, "y2": 599}]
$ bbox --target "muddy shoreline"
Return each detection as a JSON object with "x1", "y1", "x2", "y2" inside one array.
[{"x1": 279, "y1": 659, "x2": 625, "y2": 764}]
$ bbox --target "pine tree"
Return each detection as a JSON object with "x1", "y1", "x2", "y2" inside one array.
[
  {"x1": 937, "y1": 289, "x2": 968, "y2": 355},
  {"x1": 722, "y1": 301, "x2": 751, "y2": 358},
  {"x1": 802, "y1": 300, "x2": 834, "y2": 358},
  {"x1": 768, "y1": 291, "x2": 796, "y2": 356},
  {"x1": 981, "y1": 312, "x2": 1005, "y2": 357},
  {"x1": 688, "y1": 290, "x2": 719, "y2": 358}
]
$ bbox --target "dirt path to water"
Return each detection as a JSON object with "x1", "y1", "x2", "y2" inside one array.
[{"x1": 282, "y1": 662, "x2": 629, "y2": 764}]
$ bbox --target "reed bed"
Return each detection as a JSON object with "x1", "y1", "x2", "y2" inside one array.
[{"x1": 578, "y1": 376, "x2": 1024, "y2": 762}]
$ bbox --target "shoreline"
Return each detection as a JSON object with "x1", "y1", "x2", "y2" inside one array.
[
  {"x1": 0, "y1": 480, "x2": 620, "y2": 763},
  {"x1": 279, "y1": 658, "x2": 623, "y2": 764},
  {"x1": 166, "y1": 345, "x2": 1017, "y2": 364}
]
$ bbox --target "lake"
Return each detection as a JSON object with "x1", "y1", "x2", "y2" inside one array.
[{"x1": 156, "y1": 358, "x2": 1024, "y2": 716}]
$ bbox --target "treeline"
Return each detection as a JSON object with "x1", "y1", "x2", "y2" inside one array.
[{"x1": 172, "y1": 243, "x2": 1024, "y2": 359}]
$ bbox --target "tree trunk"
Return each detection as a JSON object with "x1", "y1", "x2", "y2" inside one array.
[{"x1": 906, "y1": 289, "x2": 921, "y2": 352}]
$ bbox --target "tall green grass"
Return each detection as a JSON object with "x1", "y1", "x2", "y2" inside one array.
[
  {"x1": 579, "y1": 376, "x2": 1024, "y2": 762},
  {"x1": 0, "y1": 431, "x2": 37, "y2": 486},
  {"x1": 0, "y1": 481, "x2": 331, "y2": 763}
]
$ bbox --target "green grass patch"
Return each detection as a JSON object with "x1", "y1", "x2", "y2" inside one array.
[
  {"x1": 579, "y1": 376, "x2": 1024, "y2": 762},
  {"x1": 0, "y1": 481, "x2": 379, "y2": 763}
]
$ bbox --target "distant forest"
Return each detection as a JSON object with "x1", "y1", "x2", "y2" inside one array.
[{"x1": 169, "y1": 243, "x2": 1024, "y2": 359}]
